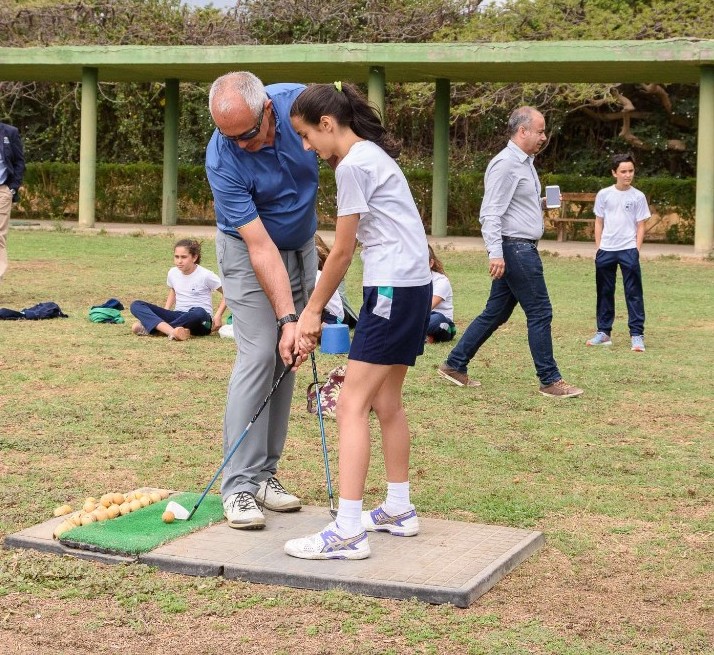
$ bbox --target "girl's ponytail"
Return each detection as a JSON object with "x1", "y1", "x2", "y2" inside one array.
[{"x1": 291, "y1": 82, "x2": 402, "y2": 159}]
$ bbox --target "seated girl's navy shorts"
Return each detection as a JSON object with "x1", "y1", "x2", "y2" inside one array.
[{"x1": 349, "y1": 284, "x2": 432, "y2": 366}]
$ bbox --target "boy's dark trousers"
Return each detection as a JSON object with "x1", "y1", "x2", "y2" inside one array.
[{"x1": 594, "y1": 247, "x2": 645, "y2": 336}]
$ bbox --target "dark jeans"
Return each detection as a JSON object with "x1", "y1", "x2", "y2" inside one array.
[
  {"x1": 595, "y1": 248, "x2": 645, "y2": 336},
  {"x1": 446, "y1": 239, "x2": 561, "y2": 385},
  {"x1": 427, "y1": 311, "x2": 456, "y2": 342},
  {"x1": 130, "y1": 300, "x2": 212, "y2": 336}
]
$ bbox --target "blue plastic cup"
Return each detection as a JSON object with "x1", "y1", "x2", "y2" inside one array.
[{"x1": 320, "y1": 323, "x2": 350, "y2": 354}]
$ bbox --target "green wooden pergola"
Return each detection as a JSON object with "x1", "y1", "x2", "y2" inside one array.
[{"x1": 1, "y1": 38, "x2": 713, "y2": 255}]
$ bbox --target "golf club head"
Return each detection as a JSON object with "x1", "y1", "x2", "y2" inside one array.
[
  {"x1": 329, "y1": 508, "x2": 338, "y2": 519},
  {"x1": 166, "y1": 500, "x2": 190, "y2": 520}
]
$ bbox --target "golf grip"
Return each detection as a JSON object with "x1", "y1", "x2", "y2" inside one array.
[{"x1": 187, "y1": 357, "x2": 295, "y2": 520}]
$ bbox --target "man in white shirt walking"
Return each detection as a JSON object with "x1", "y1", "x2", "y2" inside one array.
[{"x1": 438, "y1": 106, "x2": 583, "y2": 398}]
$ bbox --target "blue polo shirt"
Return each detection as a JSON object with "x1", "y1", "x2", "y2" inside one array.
[{"x1": 205, "y1": 83, "x2": 318, "y2": 250}]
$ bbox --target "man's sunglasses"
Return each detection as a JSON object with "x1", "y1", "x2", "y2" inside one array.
[{"x1": 218, "y1": 105, "x2": 265, "y2": 143}]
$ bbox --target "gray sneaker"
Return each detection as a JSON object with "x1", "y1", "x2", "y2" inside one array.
[
  {"x1": 256, "y1": 477, "x2": 302, "y2": 512},
  {"x1": 539, "y1": 379, "x2": 584, "y2": 398},
  {"x1": 631, "y1": 335, "x2": 645, "y2": 352},
  {"x1": 437, "y1": 363, "x2": 481, "y2": 388},
  {"x1": 223, "y1": 491, "x2": 265, "y2": 529}
]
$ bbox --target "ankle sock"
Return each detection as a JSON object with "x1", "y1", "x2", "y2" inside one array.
[
  {"x1": 336, "y1": 498, "x2": 364, "y2": 536},
  {"x1": 384, "y1": 481, "x2": 411, "y2": 516}
]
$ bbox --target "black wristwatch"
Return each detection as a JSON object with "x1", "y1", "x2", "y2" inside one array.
[{"x1": 276, "y1": 313, "x2": 299, "y2": 330}]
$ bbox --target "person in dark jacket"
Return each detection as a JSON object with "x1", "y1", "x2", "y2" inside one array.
[{"x1": 0, "y1": 121, "x2": 26, "y2": 280}]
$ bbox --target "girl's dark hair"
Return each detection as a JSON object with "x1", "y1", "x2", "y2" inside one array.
[
  {"x1": 428, "y1": 245, "x2": 445, "y2": 274},
  {"x1": 315, "y1": 234, "x2": 331, "y2": 270},
  {"x1": 174, "y1": 238, "x2": 202, "y2": 264},
  {"x1": 290, "y1": 82, "x2": 401, "y2": 159}
]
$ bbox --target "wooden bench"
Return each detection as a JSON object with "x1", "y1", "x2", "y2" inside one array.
[{"x1": 545, "y1": 192, "x2": 597, "y2": 242}]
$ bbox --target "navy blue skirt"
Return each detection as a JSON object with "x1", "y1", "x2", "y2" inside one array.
[{"x1": 349, "y1": 284, "x2": 431, "y2": 366}]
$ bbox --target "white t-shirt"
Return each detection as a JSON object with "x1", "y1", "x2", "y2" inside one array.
[
  {"x1": 166, "y1": 265, "x2": 222, "y2": 316},
  {"x1": 594, "y1": 185, "x2": 650, "y2": 251},
  {"x1": 431, "y1": 271, "x2": 454, "y2": 321},
  {"x1": 336, "y1": 141, "x2": 431, "y2": 288},
  {"x1": 316, "y1": 269, "x2": 345, "y2": 322}
]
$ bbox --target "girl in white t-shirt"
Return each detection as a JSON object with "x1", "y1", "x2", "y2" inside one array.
[
  {"x1": 285, "y1": 81, "x2": 431, "y2": 561},
  {"x1": 426, "y1": 245, "x2": 456, "y2": 344},
  {"x1": 130, "y1": 239, "x2": 226, "y2": 341}
]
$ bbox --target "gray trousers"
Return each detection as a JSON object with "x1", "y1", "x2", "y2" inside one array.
[{"x1": 216, "y1": 230, "x2": 316, "y2": 498}]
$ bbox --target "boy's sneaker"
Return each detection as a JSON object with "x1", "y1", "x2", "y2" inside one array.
[
  {"x1": 223, "y1": 491, "x2": 265, "y2": 530},
  {"x1": 437, "y1": 363, "x2": 481, "y2": 388},
  {"x1": 631, "y1": 335, "x2": 646, "y2": 352},
  {"x1": 539, "y1": 379, "x2": 584, "y2": 398},
  {"x1": 362, "y1": 505, "x2": 419, "y2": 537},
  {"x1": 131, "y1": 322, "x2": 149, "y2": 336},
  {"x1": 284, "y1": 522, "x2": 370, "y2": 560},
  {"x1": 256, "y1": 477, "x2": 301, "y2": 512},
  {"x1": 586, "y1": 331, "x2": 612, "y2": 346}
]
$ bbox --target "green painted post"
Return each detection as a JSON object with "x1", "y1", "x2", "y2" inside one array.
[
  {"x1": 368, "y1": 66, "x2": 386, "y2": 125},
  {"x1": 78, "y1": 67, "x2": 97, "y2": 228},
  {"x1": 695, "y1": 66, "x2": 714, "y2": 256},
  {"x1": 162, "y1": 79, "x2": 179, "y2": 226},
  {"x1": 431, "y1": 78, "x2": 450, "y2": 237}
]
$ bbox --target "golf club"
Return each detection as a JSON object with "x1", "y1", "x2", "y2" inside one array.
[
  {"x1": 297, "y1": 251, "x2": 338, "y2": 519},
  {"x1": 185, "y1": 357, "x2": 295, "y2": 521}
]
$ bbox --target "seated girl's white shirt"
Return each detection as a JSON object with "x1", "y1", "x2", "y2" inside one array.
[
  {"x1": 317, "y1": 269, "x2": 345, "y2": 322},
  {"x1": 167, "y1": 265, "x2": 221, "y2": 316},
  {"x1": 431, "y1": 271, "x2": 454, "y2": 320}
]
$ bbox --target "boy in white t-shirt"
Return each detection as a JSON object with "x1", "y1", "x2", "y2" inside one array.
[{"x1": 586, "y1": 154, "x2": 650, "y2": 352}]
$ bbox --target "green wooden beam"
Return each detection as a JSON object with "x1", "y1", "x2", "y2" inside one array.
[
  {"x1": 78, "y1": 67, "x2": 97, "y2": 228},
  {"x1": 162, "y1": 79, "x2": 179, "y2": 227},
  {"x1": 695, "y1": 66, "x2": 714, "y2": 256},
  {"x1": 2, "y1": 40, "x2": 714, "y2": 84},
  {"x1": 368, "y1": 66, "x2": 386, "y2": 125},
  {"x1": 431, "y1": 78, "x2": 450, "y2": 237}
]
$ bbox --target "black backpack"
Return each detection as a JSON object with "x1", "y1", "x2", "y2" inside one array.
[{"x1": 0, "y1": 302, "x2": 68, "y2": 320}]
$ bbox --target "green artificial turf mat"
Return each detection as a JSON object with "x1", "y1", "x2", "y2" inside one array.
[{"x1": 59, "y1": 492, "x2": 224, "y2": 555}]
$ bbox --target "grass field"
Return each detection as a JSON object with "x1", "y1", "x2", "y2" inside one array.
[{"x1": 1, "y1": 229, "x2": 712, "y2": 655}]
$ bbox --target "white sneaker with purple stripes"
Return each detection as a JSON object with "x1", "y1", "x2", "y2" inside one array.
[
  {"x1": 361, "y1": 505, "x2": 420, "y2": 537},
  {"x1": 284, "y1": 522, "x2": 371, "y2": 560}
]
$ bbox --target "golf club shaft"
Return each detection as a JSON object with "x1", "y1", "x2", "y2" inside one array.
[
  {"x1": 297, "y1": 250, "x2": 336, "y2": 516},
  {"x1": 187, "y1": 358, "x2": 294, "y2": 520}
]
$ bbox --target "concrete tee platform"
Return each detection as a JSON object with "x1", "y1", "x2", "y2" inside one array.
[{"x1": 5, "y1": 505, "x2": 544, "y2": 608}]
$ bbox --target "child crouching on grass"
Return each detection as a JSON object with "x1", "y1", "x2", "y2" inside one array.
[
  {"x1": 130, "y1": 238, "x2": 226, "y2": 341},
  {"x1": 284, "y1": 81, "x2": 432, "y2": 560}
]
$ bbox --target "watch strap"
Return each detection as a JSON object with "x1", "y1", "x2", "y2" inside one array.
[{"x1": 277, "y1": 313, "x2": 299, "y2": 329}]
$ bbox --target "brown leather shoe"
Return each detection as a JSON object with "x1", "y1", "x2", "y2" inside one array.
[
  {"x1": 437, "y1": 363, "x2": 481, "y2": 388},
  {"x1": 539, "y1": 379, "x2": 584, "y2": 398}
]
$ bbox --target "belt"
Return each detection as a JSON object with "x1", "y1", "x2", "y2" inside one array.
[{"x1": 502, "y1": 235, "x2": 538, "y2": 244}]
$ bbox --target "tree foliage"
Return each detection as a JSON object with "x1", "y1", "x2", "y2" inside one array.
[
  {"x1": 0, "y1": 0, "x2": 712, "y2": 177},
  {"x1": 434, "y1": 0, "x2": 714, "y2": 175}
]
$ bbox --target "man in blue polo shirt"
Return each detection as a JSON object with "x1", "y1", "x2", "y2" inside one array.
[{"x1": 206, "y1": 72, "x2": 319, "y2": 529}]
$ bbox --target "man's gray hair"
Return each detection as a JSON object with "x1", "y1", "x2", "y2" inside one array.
[
  {"x1": 209, "y1": 71, "x2": 267, "y2": 117},
  {"x1": 507, "y1": 106, "x2": 538, "y2": 137}
]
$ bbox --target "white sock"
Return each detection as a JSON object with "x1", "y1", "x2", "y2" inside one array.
[
  {"x1": 335, "y1": 498, "x2": 363, "y2": 536},
  {"x1": 384, "y1": 481, "x2": 411, "y2": 516}
]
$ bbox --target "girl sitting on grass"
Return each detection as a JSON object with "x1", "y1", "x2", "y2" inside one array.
[
  {"x1": 285, "y1": 81, "x2": 432, "y2": 560},
  {"x1": 130, "y1": 238, "x2": 226, "y2": 341},
  {"x1": 426, "y1": 244, "x2": 457, "y2": 343}
]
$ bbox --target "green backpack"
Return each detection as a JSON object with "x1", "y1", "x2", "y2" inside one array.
[{"x1": 88, "y1": 307, "x2": 125, "y2": 324}]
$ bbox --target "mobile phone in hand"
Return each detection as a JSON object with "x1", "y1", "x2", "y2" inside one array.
[{"x1": 545, "y1": 185, "x2": 561, "y2": 209}]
